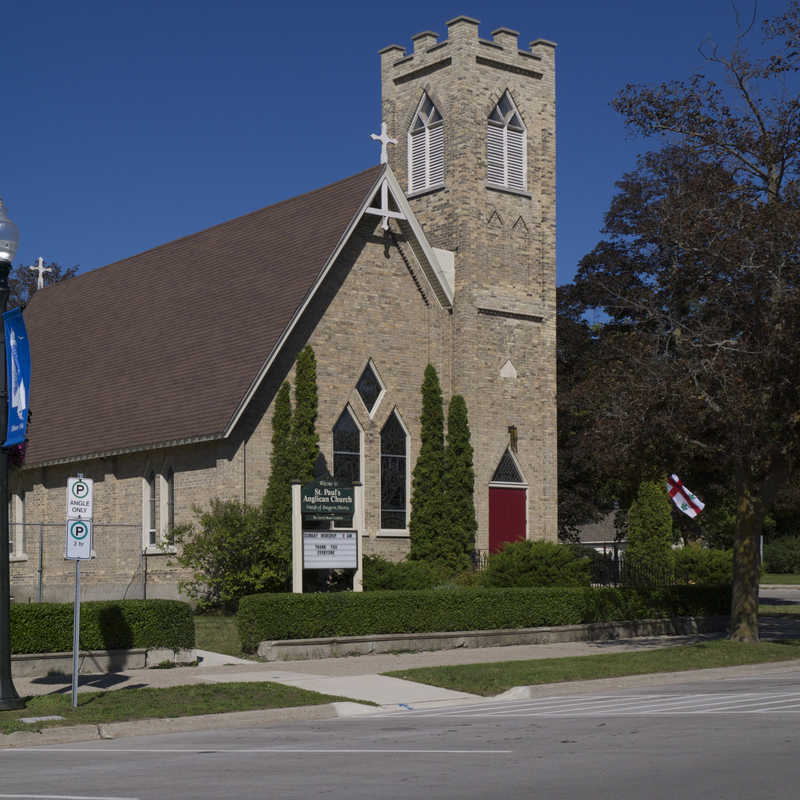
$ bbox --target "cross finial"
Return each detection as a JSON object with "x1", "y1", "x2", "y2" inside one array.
[
  {"x1": 30, "y1": 257, "x2": 53, "y2": 290},
  {"x1": 370, "y1": 121, "x2": 397, "y2": 165}
]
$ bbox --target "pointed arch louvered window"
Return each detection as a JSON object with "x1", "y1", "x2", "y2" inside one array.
[
  {"x1": 408, "y1": 93, "x2": 444, "y2": 194},
  {"x1": 487, "y1": 92, "x2": 526, "y2": 192}
]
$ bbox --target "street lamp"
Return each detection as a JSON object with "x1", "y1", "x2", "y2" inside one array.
[{"x1": 0, "y1": 198, "x2": 23, "y2": 709}]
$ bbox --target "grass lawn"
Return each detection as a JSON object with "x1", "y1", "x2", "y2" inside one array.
[
  {"x1": 0, "y1": 681, "x2": 365, "y2": 736},
  {"x1": 194, "y1": 614, "x2": 247, "y2": 658},
  {"x1": 384, "y1": 639, "x2": 800, "y2": 697},
  {"x1": 761, "y1": 605, "x2": 800, "y2": 614},
  {"x1": 761, "y1": 573, "x2": 800, "y2": 585}
]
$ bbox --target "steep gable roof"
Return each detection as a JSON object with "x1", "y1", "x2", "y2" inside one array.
[{"x1": 22, "y1": 166, "x2": 384, "y2": 467}]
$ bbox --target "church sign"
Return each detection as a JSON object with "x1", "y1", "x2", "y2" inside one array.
[
  {"x1": 301, "y1": 478, "x2": 354, "y2": 523},
  {"x1": 303, "y1": 530, "x2": 357, "y2": 570}
]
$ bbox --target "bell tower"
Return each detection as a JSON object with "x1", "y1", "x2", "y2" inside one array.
[{"x1": 379, "y1": 16, "x2": 558, "y2": 549}]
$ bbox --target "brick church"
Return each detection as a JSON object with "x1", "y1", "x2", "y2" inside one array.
[{"x1": 9, "y1": 16, "x2": 557, "y2": 602}]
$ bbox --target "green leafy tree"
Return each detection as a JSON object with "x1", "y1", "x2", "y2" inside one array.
[
  {"x1": 260, "y1": 381, "x2": 293, "y2": 589},
  {"x1": 562, "y1": 1, "x2": 800, "y2": 640},
  {"x1": 292, "y1": 345, "x2": 319, "y2": 483},
  {"x1": 171, "y1": 499, "x2": 272, "y2": 611},
  {"x1": 409, "y1": 364, "x2": 446, "y2": 562},
  {"x1": 624, "y1": 479, "x2": 675, "y2": 583},
  {"x1": 441, "y1": 394, "x2": 477, "y2": 570}
]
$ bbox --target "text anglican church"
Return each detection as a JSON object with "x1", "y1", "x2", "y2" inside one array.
[{"x1": 9, "y1": 16, "x2": 557, "y2": 601}]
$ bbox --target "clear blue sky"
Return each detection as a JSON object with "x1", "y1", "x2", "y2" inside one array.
[{"x1": 2, "y1": 0, "x2": 789, "y2": 287}]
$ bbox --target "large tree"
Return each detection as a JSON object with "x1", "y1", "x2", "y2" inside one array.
[{"x1": 564, "y1": 1, "x2": 800, "y2": 640}]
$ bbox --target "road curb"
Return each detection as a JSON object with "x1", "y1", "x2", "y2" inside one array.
[{"x1": 0, "y1": 703, "x2": 353, "y2": 749}]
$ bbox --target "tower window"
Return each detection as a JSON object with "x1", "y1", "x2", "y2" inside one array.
[
  {"x1": 408, "y1": 93, "x2": 444, "y2": 194},
  {"x1": 492, "y1": 448, "x2": 524, "y2": 484},
  {"x1": 487, "y1": 92, "x2": 526, "y2": 192},
  {"x1": 333, "y1": 408, "x2": 361, "y2": 484},
  {"x1": 380, "y1": 411, "x2": 407, "y2": 529}
]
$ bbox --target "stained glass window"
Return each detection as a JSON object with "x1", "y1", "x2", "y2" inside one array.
[
  {"x1": 333, "y1": 408, "x2": 360, "y2": 484},
  {"x1": 381, "y1": 412, "x2": 407, "y2": 529},
  {"x1": 356, "y1": 362, "x2": 383, "y2": 414},
  {"x1": 492, "y1": 448, "x2": 523, "y2": 483}
]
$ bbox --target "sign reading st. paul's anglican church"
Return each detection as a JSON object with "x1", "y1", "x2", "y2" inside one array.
[{"x1": 301, "y1": 478, "x2": 354, "y2": 524}]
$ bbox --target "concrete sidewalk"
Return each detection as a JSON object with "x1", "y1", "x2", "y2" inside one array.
[{"x1": 11, "y1": 630, "x2": 721, "y2": 709}]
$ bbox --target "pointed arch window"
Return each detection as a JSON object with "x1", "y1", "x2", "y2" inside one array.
[
  {"x1": 492, "y1": 448, "x2": 524, "y2": 484},
  {"x1": 408, "y1": 93, "x2": 445, "y2": 194},
  {"x1": 487, "y1": 92, "x2": 526, "y2": 192},
  {"x1": 333, "y1": 408, "x2": 361, "y2": 484},
  {"x1": 381, "y1": 411, "x2": 408, "y2": 529}
]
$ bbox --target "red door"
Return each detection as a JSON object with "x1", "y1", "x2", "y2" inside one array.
[{"x1": 489, "y1": 487, "x2": 526, "y2": 553}]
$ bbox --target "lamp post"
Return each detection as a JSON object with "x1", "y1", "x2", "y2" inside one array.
[{"x1": 0, "y1": 198, "x2": 23, "y2": 709}]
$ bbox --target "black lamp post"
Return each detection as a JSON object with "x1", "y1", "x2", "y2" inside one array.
[{"x1": 0, "y1": 198, "x2": 23, "y2": 710}]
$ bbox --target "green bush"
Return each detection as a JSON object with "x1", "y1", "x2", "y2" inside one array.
[
  {"x1": 673, "y1": 547, "x2": 733, "y2": 584},
  {"x1": 481, "y1": 540, "x2": 591, "y2": 587},
  {"x1": 10, "y1": 599, "x2": 194, "y2": 655},
  {"x1": 362, "y1": 555, "x2": 453, "y2": 591},
  {"x1": 236, "y1": 585, "x2": 730, "y2": 651},
  {"x1": 763, "y1": 536, "x2": 800, "y2": 574},
  {"x1": 625, "y1": 477, "x2": 675, "y2": 580}
]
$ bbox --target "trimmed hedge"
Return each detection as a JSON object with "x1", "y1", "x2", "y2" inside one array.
[
  {"x1": 10, "y1": 599, "x2": 195, "y2": 655},
  {"x1": 237, "y1": 585, "x2": 730, "y2": 652}
]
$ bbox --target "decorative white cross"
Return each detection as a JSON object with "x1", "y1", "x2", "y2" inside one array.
[
  {"x1": 30, "y1": 257, "x2": 52, "y2": 290},
  {"x1": 370, "y1": 121, "x2": 397, "y2": 165}
]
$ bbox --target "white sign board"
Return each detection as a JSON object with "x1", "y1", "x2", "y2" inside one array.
[
  {"x1": 65, "y1": 518, "x2": 93, "y2": 560},
  {"x1": 303, "y1": 531, "x2": 357, "y2": 569},
  {"x1": 66, "y1": 477, "x2": 93, "y2": 519}
]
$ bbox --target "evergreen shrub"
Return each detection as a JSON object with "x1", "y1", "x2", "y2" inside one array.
[
  {"x1": 625, "y1": 477, "x2": 675, "y2": 581},
  {"x1": 10, "y1": 599, "x2": 194, "y2": 655},
  {"x1": 673, "y1": 547, "x2": 733, "y2": 584},
  {"x1": 763, "y1": 536, "x2": 800, "y2": 574},
  {"x1": 481, "y1": 540, "x2": 591, "y2": 587},
  {"x1": 236, "y1": 585, "x2": 730, "y2": 650},
  {"x1": 362, "y1": 555, "x2": 453, "y2": 591}
]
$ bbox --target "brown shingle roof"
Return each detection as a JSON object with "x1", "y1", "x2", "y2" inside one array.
[{"x1": 22, "y1": 165, "x2": 383, "y2": 467}]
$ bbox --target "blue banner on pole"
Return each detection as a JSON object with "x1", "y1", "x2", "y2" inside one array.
[{"x1": 3, "y1": 307, "x2": 30, "y2": 447}]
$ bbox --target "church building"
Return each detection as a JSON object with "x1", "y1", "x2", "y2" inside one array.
[{"x1": 9, "y1": 16, "x2": 557, "y2": 602}]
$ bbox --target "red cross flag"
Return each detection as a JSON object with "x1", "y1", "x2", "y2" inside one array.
[{"x1": 667, "y1": 474, "x2": 705, "y2": 519}]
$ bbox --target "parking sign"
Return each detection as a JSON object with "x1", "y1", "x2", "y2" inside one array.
[{"x1": 65, "y1": 518, "x2": 92, "y2": 560}]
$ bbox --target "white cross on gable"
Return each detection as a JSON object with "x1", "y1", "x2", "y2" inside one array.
[
  {"x1": 370, "y1": 121, "x2": 397, "y2": 165},
  {"x1": 365, "y1": 178, "x2": 406, "y2": 231},
  {"x1": 30, "y1": 257, "x2": 53, "y2": 290}
]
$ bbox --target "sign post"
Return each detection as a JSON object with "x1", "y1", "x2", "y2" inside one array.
[
  {"x1": 292, "y1": 478, "x2": 363, "y2": 593},
  {"x1": 65, "y1": 475, "x2": 93, "y2": 708}
]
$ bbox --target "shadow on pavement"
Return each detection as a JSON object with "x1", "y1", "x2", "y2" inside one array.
[{"x1": 29, "y1": 672, "x2": 148, "y2": 694}]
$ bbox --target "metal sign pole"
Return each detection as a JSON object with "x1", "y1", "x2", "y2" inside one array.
[{"x1": 71, "y1": 558, "x2": 80, "y2": 707}]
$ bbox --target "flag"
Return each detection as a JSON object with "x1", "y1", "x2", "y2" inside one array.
[
  {"x1": 667, "y1": 474, "x2": 704, "y2": 519},
  {"x1": 3, "y1": 307, "x2": 30, "y2": 447}
]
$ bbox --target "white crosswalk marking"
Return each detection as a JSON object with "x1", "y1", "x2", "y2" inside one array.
[{"x1": 373, "y1": 690, "x2": 800, "y2": 718}]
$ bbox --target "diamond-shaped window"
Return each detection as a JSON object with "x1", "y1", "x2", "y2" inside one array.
[{"x1": 356, "y1": 363, "x2": 383, "y2": 414}]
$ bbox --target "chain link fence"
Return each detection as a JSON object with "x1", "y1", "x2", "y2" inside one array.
[{"x1": 8, "y1": 521, "x2": 181, "y2": 603}]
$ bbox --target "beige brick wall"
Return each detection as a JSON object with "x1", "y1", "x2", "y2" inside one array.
[{"x1": 380, "y1": 18, "x2": 558, "y2": 550}]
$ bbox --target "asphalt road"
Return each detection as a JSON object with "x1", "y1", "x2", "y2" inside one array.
[{"x1": 4, "y1": 663, "x2": 800, "y2": 800}]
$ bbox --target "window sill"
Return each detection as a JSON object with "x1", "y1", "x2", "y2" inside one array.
[
  {"x1": 9, "y1": 553, "x2": 28, "y2": 563},
  {"x1": 407, "y1": 183, "x2": 445, "y2": 200},
  {"x1": 143, "y1": 545, "x2": 177, "y2": 556},
  {"x1": 378, "y1": 529, "x2": 410, "y2": 538},
  {"x1": 486, "y1": 183, "x2": 531, "y2": 199}
]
